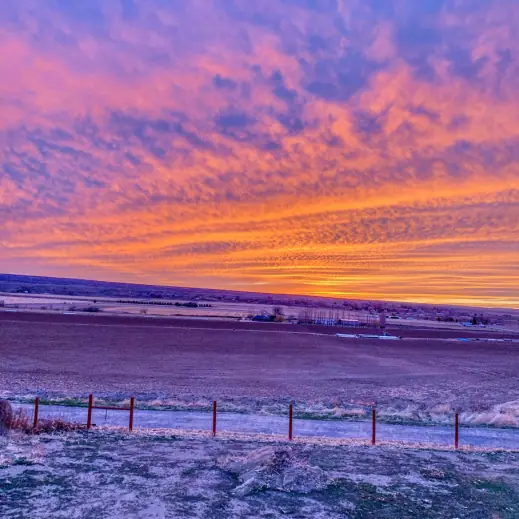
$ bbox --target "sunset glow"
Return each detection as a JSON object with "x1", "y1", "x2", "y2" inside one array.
[{"x1": 1, "y1": 0, "x2": 519, "y2": 307}]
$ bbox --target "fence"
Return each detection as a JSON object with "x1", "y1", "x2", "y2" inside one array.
[
  {"x1": 27, "y1": 395, "x2": 467, "y2": 449},
  {"x1": 29, "y1": 395, "x2": 134, "y2": 432},
  {"x1": 86, "y1": 394, "x2": 135, "y2": 431}
]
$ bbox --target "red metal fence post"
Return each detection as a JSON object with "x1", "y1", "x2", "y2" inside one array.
[
  {"x1": 288, "y1": 403, "x2": 293, "y2": 441},
  {"x1": 129, "y1": 397, "x2": 135, "y2": 432},
  {"x1": 455, "y1": 412, "x2": 459, "y2": 449},
  {"x1": 371, "y1": 408, "x2": 376, "y2": 445},
  {"x1": 87, "y1": 394, "x2": 93, "y2": 430},
  {"x1": 212, "y1": 400, "x2": 217, "y2": 436},
  {"x1": 33, "y1": 397, "x2": 39, "y2": 431}
]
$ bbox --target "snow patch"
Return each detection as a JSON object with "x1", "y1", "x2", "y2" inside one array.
[{"x1": 219, "y1": 446, "x2": 329, "y2": 495}]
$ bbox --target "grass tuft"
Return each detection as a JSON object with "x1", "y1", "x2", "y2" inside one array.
[{"x1": 9, "y1": 409, "x2": 85, "y2": 434}]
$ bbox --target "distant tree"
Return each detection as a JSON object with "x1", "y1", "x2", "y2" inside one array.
[
  {"x1": 272, "y1": 306, "x2": 285, "y2": 322},
  {"x1": 471, "y1": 315, "x2": 478, "y2": 325}
]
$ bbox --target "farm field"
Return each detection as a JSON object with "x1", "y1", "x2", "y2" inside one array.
[
  {"x1": 1, "y1": 292, "x2": 376, "y2": 322},
  {"x1": 0, "y1": 292, "x2": 285, "y2": 320},
  {"x1": 1, "y1": 311, "x2": 519, "y2": 426},
  {"x1": 3, "y1": 290, "x2": 519, "y2": 332}
]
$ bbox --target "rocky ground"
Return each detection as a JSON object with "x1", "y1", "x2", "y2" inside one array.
[{"x1": 1, "y1": 430, "x2": 519, "y2": 518}]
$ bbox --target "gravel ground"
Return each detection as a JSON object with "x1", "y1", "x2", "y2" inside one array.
[{"x1": 1, "y1": 431, "x2": 519, "y2": 518}]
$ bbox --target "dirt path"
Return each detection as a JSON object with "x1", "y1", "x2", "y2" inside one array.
[{"x1": 14, "y1": 403, "x2": 519, "y2": 450}]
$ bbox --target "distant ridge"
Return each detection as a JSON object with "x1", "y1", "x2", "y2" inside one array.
[
  {"x1": 0, "y1": 273, "x2": 515, "y2": 317},
  {"x1": 0, "y1": 272, "x2": 361, "y2": 309}
]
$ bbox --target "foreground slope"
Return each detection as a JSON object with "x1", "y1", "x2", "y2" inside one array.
[{"x1": 2, "y1": 431, "x2": 519, "y2": 519}]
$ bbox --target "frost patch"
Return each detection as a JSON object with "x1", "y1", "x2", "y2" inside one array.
[
  {"x1": 219, "y1": 446, "x2": 329, "y2": 496},
  {"x1": 0, "y1": 436, "x2": 46, "y2": 468}
]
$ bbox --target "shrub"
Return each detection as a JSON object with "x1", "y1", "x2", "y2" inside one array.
[
  {"x1": 83, "y1": 306, "x2": 100, "y2": 313},
  {"x1": 9, "y1": 409, "x2": 85, "y2": 434},
  {"x1": 0, "y1": 399, "x2": 13, "y2": 435}
]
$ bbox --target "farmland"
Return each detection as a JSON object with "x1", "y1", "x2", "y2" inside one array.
[{"x1": 1, "y1": 311, "x2": 519, "y2": 425}]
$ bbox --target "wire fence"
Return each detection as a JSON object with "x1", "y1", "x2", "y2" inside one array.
[{"x1": 21, "y1": 395, "x2": 477, "y2": 450}]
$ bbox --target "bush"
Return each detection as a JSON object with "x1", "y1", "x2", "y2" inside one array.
[
  {"x1": 0, "y1": 399, "x2": 13, "y2": 435},
  {"x1": 9, "y1": 409, "x2": 85, "y2": 434},
  {"x1": 83, "y1": 306, "x2": 100, "y2": 313}
]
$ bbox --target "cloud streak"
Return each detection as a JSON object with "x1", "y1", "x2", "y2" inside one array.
[{"x1": 1, "y1": 0, "x2": 519, "y2": 307}]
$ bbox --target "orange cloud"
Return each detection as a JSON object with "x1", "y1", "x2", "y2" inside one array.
[{"x1": 1, "y1": 0, "x2": 519, "y2": 308}]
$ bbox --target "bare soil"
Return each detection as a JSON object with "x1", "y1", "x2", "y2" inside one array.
[
  {"x1": 1, "y1": 309, "x2": 517, "y2": 338},
  {"x1": 1, "y1": 311, "x2": 518, "y2": 413}
]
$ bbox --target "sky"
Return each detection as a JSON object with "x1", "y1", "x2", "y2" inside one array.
[{"x1": 1, "y1": 0, "x2": 519, "y2": 308}]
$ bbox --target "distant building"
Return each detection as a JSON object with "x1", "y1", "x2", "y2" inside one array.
[
  {"x1": 339, "y1": 319, "x2": 361, "y2": 327},
  {"x1": 314, "y1": 318, "x2": 337, "y2": 326}
]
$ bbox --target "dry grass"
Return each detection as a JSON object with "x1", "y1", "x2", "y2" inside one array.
[{"x1": 9, "y1": 408, "x2": 85, "y2": 434}]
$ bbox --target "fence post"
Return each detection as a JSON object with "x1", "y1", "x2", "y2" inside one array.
[
  {"x1": 212, "y1": 400, "x2": 217, "y2": 436},
  {"x1": 33, "y1": 397, "x2": 39, "y2": 431},
  {"x1": 288, "y1": 403, "x2": 293, "y2": 441},
  {"x1": 87, "y1": 394, "x2": 93, "y2": 429},
  {"x1": 455, "y1": 411, "x2": 459, "y2": 449},
  {"x1": 371, "y1": 407, "x2": 376, "y2": 445},
  {"x1": 129, "y1": 397, "x2": 135, "y2": 432}
]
